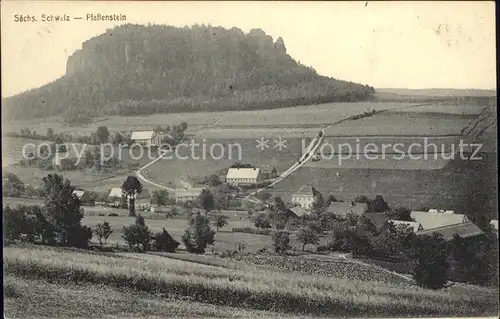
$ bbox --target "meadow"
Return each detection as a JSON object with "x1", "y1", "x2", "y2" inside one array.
[{"x1": 4, "y1": 245, "x2": 499, "y2": 317}]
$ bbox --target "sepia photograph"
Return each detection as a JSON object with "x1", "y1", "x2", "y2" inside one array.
[{"x1": 1, "y1": 1, "x2": 498, "y2": 318}]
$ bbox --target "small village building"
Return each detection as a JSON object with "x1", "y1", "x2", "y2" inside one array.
[
  {"x1": 326, "y1": 201, "x2": 368, "y2": 217},
  {"x1": 388, "y1": 220, "x2": 423, "y2": 232},
  {"x1": 130, "y1": 131, "x2": 162, "y2": 147},
  {"x1": 415, "y1": 222, "x2": 484, "y2": 241},
  {"x1": 260, "y1": 165, "x2": 279, "y2": 180},
  {"x1": 107, "y1": 187, "x2": 151, "y2": 210},
  {"x1": 174, "y1": 187, "x2": 204, "y2": 203},
  {"x1": 291, "y1": 184, "x2": 317, "y2": 209},
  {"x1": 410, "y1": 211, "x2": 469, "y2": 230},
  {"x1": 225, "y1": 168, "x2": 262, "y2": 186}
]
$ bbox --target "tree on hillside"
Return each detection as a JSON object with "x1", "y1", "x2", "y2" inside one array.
[
  {"x1": 198, "y1": 189, "x2": 215, "y2": 217},
  {"x1": 46, "y1": 128, "x2": 54, "y2": 140},
  {"x1": 2, "y1": 173, "x2": 24, "y2": 197},
  {"x1": 151, "y1": 189, "x2": 169, "y2": 206},
  {"x1": 153, "y1": 228, "x2": 180, "y2": 252},
  {"x1": 41, "y1": 173, "x2": 92, "y2": 247},
  {"x1": 96, "y1": 126, "x2": 110, "y2": 144},
  {"x1": 182, "y1": 214, "x2": 215, "y2": 254},
  {"x1": 412, "y1": 233, "x2": 450, "y2": 289},
  {"x1": 253, "y1": 213, "x2": 271, "y2": 230},
  {"x1": 122, "y1": 176, "x2": 143, "y2": 217},
  {"x1": 94, "y1": 221, "x2": 113, "y2": 246},
  {"x1": 122, "y1": 215, "x2": 153, "y2": 250},
  {"x1": 371, "y1": 195, "x2": 390, "y2": 213},
  {"x1": 311, "y1": 192, "x2": 325, "y2": 216},
  {"x1": 211, "y1": 213, "x2": 229, "y2": 231},
  {"x1": 296, "y1": 226, "x2": 319, "y2": 251},
  {"x1": 272, "y1": 231, "x2": 291, "y2": 254},
  {"x1": 256, "y1": 190, "x2": 272, "y2": 203}
]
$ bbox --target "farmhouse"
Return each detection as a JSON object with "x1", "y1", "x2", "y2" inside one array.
[
  {"x1": 260, "y1": 165, "x2": 279, "y2": 180},
  {"x1": 326, "y1": 201, "x2": 368, "y2": 217},
  {"x1": 416, "y1": 222, "x2": 484, "y2": 241},
  {"x1": 175, "y1": 187, "x2": 204, "y2": 203},
  {"x1": 410, "y1": 210, "x2": 468, "y2": 230},
  {"x1": 107, "y1": 187, "x2": 151, "y2": 209},
  {"x1": 291, "y1": 184, "x2": 318, "y2": 209},
  {"x1": 130, "y1": 131, "x2": 162, "y2": 147},
  {"x1": 388, "y1": 220, "x2": 423, "y2": 232},
  {"x1": 226, "y1": 168, "x2": 262, "y2": 186}
]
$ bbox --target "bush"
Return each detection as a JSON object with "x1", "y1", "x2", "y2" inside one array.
[
  {"x1": 122, "y1": 216, "x2": 153, "y2": 250},
  {"x1": 93, "y1": 221, "x2": 114, "y2": 246},
  {"x1": 108, "y1": 213, "x2": 119, "y2": 217},
  {"x1": 272, "y1": 231, "x2": 291, "y2": 254},
  {"x1": 153, "y1": 228, "x2": 180, "y2": 252},
  {"x1": 98, "y1": 213, "x2": 105, "y2": 216},
  {"x1": 182, "y1": 215, "x2": 215, "y2": 254},
  {"x1": 412, "y1": 234, "x2": 450, "y2": 290}
]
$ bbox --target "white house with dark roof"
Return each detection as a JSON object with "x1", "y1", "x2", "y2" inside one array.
[
  {"x1": 130, "y1": 131, "x2": 161, "y2": 147},
  {"x1": 410, "y1": 211, "x2": 468, "y2": 230},
  {"x1": 226, "y1": 168, "x2": 262, "y2": 186},
  {"x1": 291, "y1": 184, "x2": 317, "y2": 209},
  {"x1": 174, "y1": 187, "x2": 204, "y2": 203}
]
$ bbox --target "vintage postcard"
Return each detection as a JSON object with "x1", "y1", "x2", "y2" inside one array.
[{"x1": 2, "y1": 1, "x2": 498, "y2": 318}]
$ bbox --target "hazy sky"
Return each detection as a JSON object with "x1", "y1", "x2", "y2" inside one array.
[{"x1": 1, "y1": 1, "x2": 496, "y2": 97}]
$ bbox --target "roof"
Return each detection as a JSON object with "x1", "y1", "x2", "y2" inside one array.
[
  {"x1": 428, "y1": 209, "x2": 455, "y2": 214},
  {"x1": 388, "y1": 220, "x2": 423, "y2": 232},
  {"x1": 410, "y1": 211, "x2": 468, "y2": 229},
  {"x1": 226, "y1": 168, "x2": 260, "y2": 179},
  {"x1": 289, "y1": 206, "x2": 308, "y2": 217},
  {"x1": 175, "y1": 187, "x2": 204, "y2": 198},
  {"x1": 131, "y1": 131, "x2": 155, "y2": 140},
  {"x1": 72, "y1": 190, "x2": 85, "y2": 199},
  {"x1": 490, "y1": 220, "x2": 498, "y2": 231},
  {"x1": 108, "y1": 188, "x2": 123, "y2": 198},
  {"x1": 108, "y1": 187, "x2": 150, "y2": 199},
  {"x1": 326, "y1": 202, "x2": 368, "y2": 216},
  {"x1": 292, "y1": 184, "x2": 316, "y2": 197},
  {"x1": 416, "y1": 222, "x2": 484, "y2": 241}
]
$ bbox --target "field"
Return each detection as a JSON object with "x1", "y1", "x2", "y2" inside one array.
[{"x1": 4, "y1": 245, "x2": 498, "y2": 317}]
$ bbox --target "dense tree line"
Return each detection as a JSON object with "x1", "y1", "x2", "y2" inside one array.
[{"x1": 4, "y1": 24, "x2": 375, "y2": 122}]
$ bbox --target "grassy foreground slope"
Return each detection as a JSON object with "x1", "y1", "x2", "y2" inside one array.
[{"x1": 4, "y1": 245, "x2": 499, "y2": 317}]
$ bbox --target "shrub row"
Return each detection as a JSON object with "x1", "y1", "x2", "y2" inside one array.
[{"x1": 231, "y1": 227, "x2": 273, "y2": 236}]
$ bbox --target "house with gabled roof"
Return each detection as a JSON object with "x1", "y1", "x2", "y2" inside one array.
[
  {"x1": 226, "y1": 168, "x2": 262, "y2": 186},
  {"x1": 288, "y1": 206, "x2": 309, "y2": 217},
  {"x1": 174, "y1": 187, "x2": 204, "y2": 203},
  {"x1": 72, "y1": 189, "x2": 94, "y2": 206},
  {"x1": 410, "y1": 211, "x2": 468, "y2": 230},
  {"x1": 416, "y1": 222, "x2": 484, "y2": 241},
  {"x1": 130, "y1": 131, "x2": 162, "y2": 147},
  {"x1": 388, "y1": 220, "x2": 423, "y2": 232},
  {"x1": 291, "y1": 184, "x2": 318, "y2": 209},
  {"x1": 326, "y1": 201, "x2": 368, "y2": 217}
]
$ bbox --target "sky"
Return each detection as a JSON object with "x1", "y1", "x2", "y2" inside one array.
[{"x1": 1, "y1": 1, "x2": 496, "y2": 97}]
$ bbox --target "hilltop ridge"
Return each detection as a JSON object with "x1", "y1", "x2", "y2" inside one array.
[{"x1": 4, "y1": 24, "x2": 375, "y2": 123}]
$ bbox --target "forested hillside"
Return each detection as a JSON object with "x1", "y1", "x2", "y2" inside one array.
[{"x1": 4, "y1": 24, "x2": 375, "y2": 123}]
